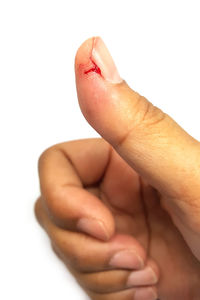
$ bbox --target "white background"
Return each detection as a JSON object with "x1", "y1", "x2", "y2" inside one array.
[{"x1": 0, "y1": 1, "x2": 200, "y2": 299}]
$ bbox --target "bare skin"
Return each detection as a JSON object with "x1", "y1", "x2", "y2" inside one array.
[
  {"x1": 35, "y1": 139, "x2": 200, "y2": 299},
  {"x1": 35, "y1": 37, "x2": 200, "y2": 299}
]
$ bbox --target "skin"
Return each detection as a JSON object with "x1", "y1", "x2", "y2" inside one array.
[{"x1": 35, "y1": 38, "x2": 200, "y2": 299}]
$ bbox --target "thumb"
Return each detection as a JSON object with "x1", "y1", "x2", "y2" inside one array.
[{"x1": 75, "y1": 37, "x2": 200, "y2": 221}]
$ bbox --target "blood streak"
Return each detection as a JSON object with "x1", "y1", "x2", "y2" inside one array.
[{"x1": 84, "y1": 60, "x2": 102, "y2": 76}]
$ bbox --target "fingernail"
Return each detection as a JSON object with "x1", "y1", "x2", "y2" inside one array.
[
  {"x1": 77, "y1": 218, "x2": 109, "y2": 241},
  {"x1": 134, "y1": 287, "x2": 158, "y2": 300},
  {"x1": 127, "y1": 266, "x2": 158, "y2": 287},
  {"x1": 109, "y1": 250, "x2": 144, "y2": 269},
  {"x1": 91, "y1": 37, "x2": 122, "y2": 84}
]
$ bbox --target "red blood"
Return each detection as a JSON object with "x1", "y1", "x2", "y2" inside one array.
[{"x1": 84, "y1": 59, "x2": 102, "y2": 76}]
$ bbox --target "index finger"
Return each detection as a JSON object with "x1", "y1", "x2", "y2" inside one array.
[{"x1": 38, "y1": 138, "x2": 115, "y2": 241}]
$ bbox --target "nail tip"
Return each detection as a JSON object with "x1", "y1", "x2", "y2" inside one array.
[
  {"x1": 134, "y1": 287, "x2": 158, "y2": 300},
  {"x1": 109, "y1": 250, "x2": 144, "y2": 270},
  {"x1": 127, "y1": 266, "x2": 158, "y2": 287},
  {"x1": 77, "y1": 218, "x2": 109, "y2": 241},
  {"x1": 91, "y1": 36, "x2": 122, "y2": 84}
]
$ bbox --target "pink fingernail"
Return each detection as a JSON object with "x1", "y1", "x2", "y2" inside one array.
[
  {"x1": 109, "y1": 250, "x2": 144, "y2": 269},
  {"x1": 77, "y1": 218, "x2": 109, "y2": 241},
  {"x1": 134, "y1": 287, "x2": 158, "y2": 300},
  {"x1": 127, "y1": 266, "x2": 158, "y2": 287},
  {"x1": 85, "y1": 37, "x2": 123, "y2": 84}
]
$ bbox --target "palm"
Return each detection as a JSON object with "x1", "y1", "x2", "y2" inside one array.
[{"x1": 89, "y1": 148, "x2": 200, "y2": 299}]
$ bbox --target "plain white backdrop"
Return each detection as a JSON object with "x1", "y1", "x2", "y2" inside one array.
[{"x1": 0, "y1": 1, "x2": 200, "y2": 299}]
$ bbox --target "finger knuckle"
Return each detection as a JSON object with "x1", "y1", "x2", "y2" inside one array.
[
  {"x1": 38, "y1": 147, "x2": 64, "y2": 215},
  {"x1": 34, "y1": 197, "x2": 43, "y2": 225},
  {"x1": 73, "y1": 249, "x2": 94, "y2": 271},
  {"x1": 38, "y1": 146, "x2": 56, "y2": 170},
  {"x1": 59, "y1": 237, "x2": 91, "y2": 271},
  {"x1": 134, "y1": 94, "x2": 166, "y2": 128},
  {"x1": 34, "y1": 199, "x2": 41, "y2": 221},
  {"x1": 115, "y1": 95, "x2": 166, "y2": 149},
  {"x1": 44, "y1": 185, "x2": 65, "y2": 218}
]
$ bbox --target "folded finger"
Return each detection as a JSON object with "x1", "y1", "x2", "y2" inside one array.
[
  {"x1": 38, "y1": 139, "x2": 115, "y2": 240},
  {"x1": 35, "y1": 198, "x2": 146, "y2": 273},
  {"x1": 86, "y1": 286, "x2": 158, "y2": 300},
  {"x1": 73, "y1": 259, "x2": 159, "y2": 294}
]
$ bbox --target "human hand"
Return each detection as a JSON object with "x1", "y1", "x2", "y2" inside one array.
[{"x1": 35, "y1": 37, "x2": 200, "y2": 299}]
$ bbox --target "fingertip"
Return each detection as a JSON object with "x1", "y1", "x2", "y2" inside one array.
[
  {"x1": 147, "y1": 259, "x2": 160, "y2": 281},
  {"x1": 77, "y1": 217, "x2": 115, "y2": 242},
  {"x1": 74, "y1": 36, "x2": 135, "y2": 148},
  {"x1": 75, "y1": 36, "x2": 95, "y2": 78}
]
